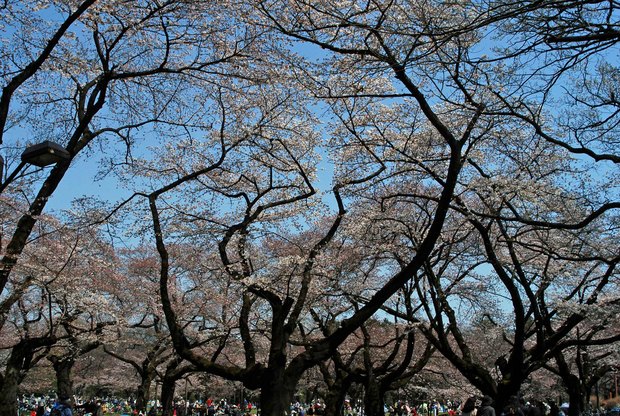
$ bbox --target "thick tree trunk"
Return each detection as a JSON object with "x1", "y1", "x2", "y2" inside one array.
[
  {"x1": 323, "y1": 373, "x2": 352, "y2": 416},
  {"x1": 554, "y1": 351, "x2": 588, "y2": 416},
  {"x1": 484, "y1": 362, "x2": 528, "y2": 416},
  {"x1": 364, "y1": 378, "x2": 386, "y2": 416},
  {"x1": 53, "y1": 358, "x2": 75, "y2": 399},
  {"x1": 161, "y1": 378, "x2": 177, "y2": 416},
  {"x1": 565, "y1": 374, "x2": 586, "y2": 416},
  {"x1": 325, "y1": 372, "x2": 352, "y2": 415},
  {"x1": 0, "y1": 369, "x2": 20, "y2": 416},
  {"x1": 494, "y1": 385, "x2": 520, "y2": 416},
  {"x1": 259, "y1": 368, "x2": 298, "y2": 416},
  {"x1": 136, "y1": 376, "x2": 154, "y2": 412},
  {"x1": 0, "y1": 339, "x2": 51, "y2": 416}
]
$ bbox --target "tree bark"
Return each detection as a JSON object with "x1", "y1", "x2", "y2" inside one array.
[
  {"x1": 136, "y1": 375, "x2": 154, "y2": 413},
  {"x1": 323, "y1": 371, "x2": 352, "y2": 416},
  {"x1": 494, "y1": 377, "x2": 524, "y2": 416},
  {"x1": 555, "y1": 352, "x2": 587, "y2": 416},
  {"x1": 161, "y1": 378, "x2": 176, "y2": 416},
  {"x1": 0, "y1": 338, "x2": 53, "y2": 416},
  {"x1": 565, "y1": 376, "x2": 585, "y2": 416},
  {"x1": 103, "y1": 344, "x2": 167, "y2": 413},
  {"x1": 52, "y1": 358, "x2": 75, "y2": 400},
  {"x1": 0, "y1": 365, "x2": 20, "y2": 416},
  {"x1": 259, "y1": 367, "x2": 298, "y2": 416},
  {"x1": 364, "y1": 376, "x2": 386, "y2": 416}
]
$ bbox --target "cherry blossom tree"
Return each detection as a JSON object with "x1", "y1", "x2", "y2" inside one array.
[
  {"x1": 544, "y1": 330, "x2": 620, "y2": 414},
  {"x1": 126, "y1": 0, "x2": 522, "y2": 411},
  {"x1": 0, "y1": 0, "x2": 263, "y2": 360},
  {"x1": 252, "y1": 1, "x2": 620, "y2": 413},
  {"x1": 321, "y1": 318, "x2": 433, "y2": 416},
  {"x1": 376, "y1": 186, "x2": 619, "y2": 414},
  {"x1": 0, "y1": 209, "x2": 120, "y2": 415},
  {"x1": 100, "y1": 245, "x2": 174, "y2": 412},
  {"x1": 104, "y1": 328, "x2": 172, "y2": 412},
  {"x1": 1, "y1": 1, "x2": 281, "y2": 413},
  {"x1": 307, "y1": 279, "x2": 434, "y2": 416},
  {"x1": 159, "y1": 356, "x2": 196, "y2": 416},
  {"x1": 138, "y1": 41, "x2": 476, "y2": 416},
  {"x1": 47, "y1": 325, "x2": 106, "y2": 401},
  {"x1": 3, "y1": 2, "x2": 618, "y2": 415},
  {"x1": 70, "y1": 346, "x2": 136, "y2": 396}
]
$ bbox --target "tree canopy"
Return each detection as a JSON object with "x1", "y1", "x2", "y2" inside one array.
[{"x1": 1, "y1": 1, "x2": 618, "y2": 416}]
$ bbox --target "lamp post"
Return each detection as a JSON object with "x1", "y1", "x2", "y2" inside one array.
[{"x1": 0, "y1": 140, "x2": 70, "y2": 194}]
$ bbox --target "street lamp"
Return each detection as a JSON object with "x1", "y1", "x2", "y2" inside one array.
[{"x1": 0, "y1": 141, "x2": 70, "y2": 193}]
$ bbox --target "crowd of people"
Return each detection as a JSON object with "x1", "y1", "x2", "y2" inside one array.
[
  {"x1": 383, "y1": 396, "x2": 576, "y2": 416},
  {"x1": 18, "y1": 395, "x2": 77, "y2": 416},
  {"x1": 17, "y1": 393, "x2": 611, "y2": 416},
  {"x1": 18, "y1": 395, "x2": 257, "y2": 416}
]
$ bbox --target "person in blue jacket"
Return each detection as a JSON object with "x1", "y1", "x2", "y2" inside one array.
[{"x1": 51, "y1": 395, "x2": 73, "y2": 416}]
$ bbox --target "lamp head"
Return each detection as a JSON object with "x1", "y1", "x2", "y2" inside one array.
[{"x1": 21, "y1": 141, "x2": 70, "y2": 167}]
